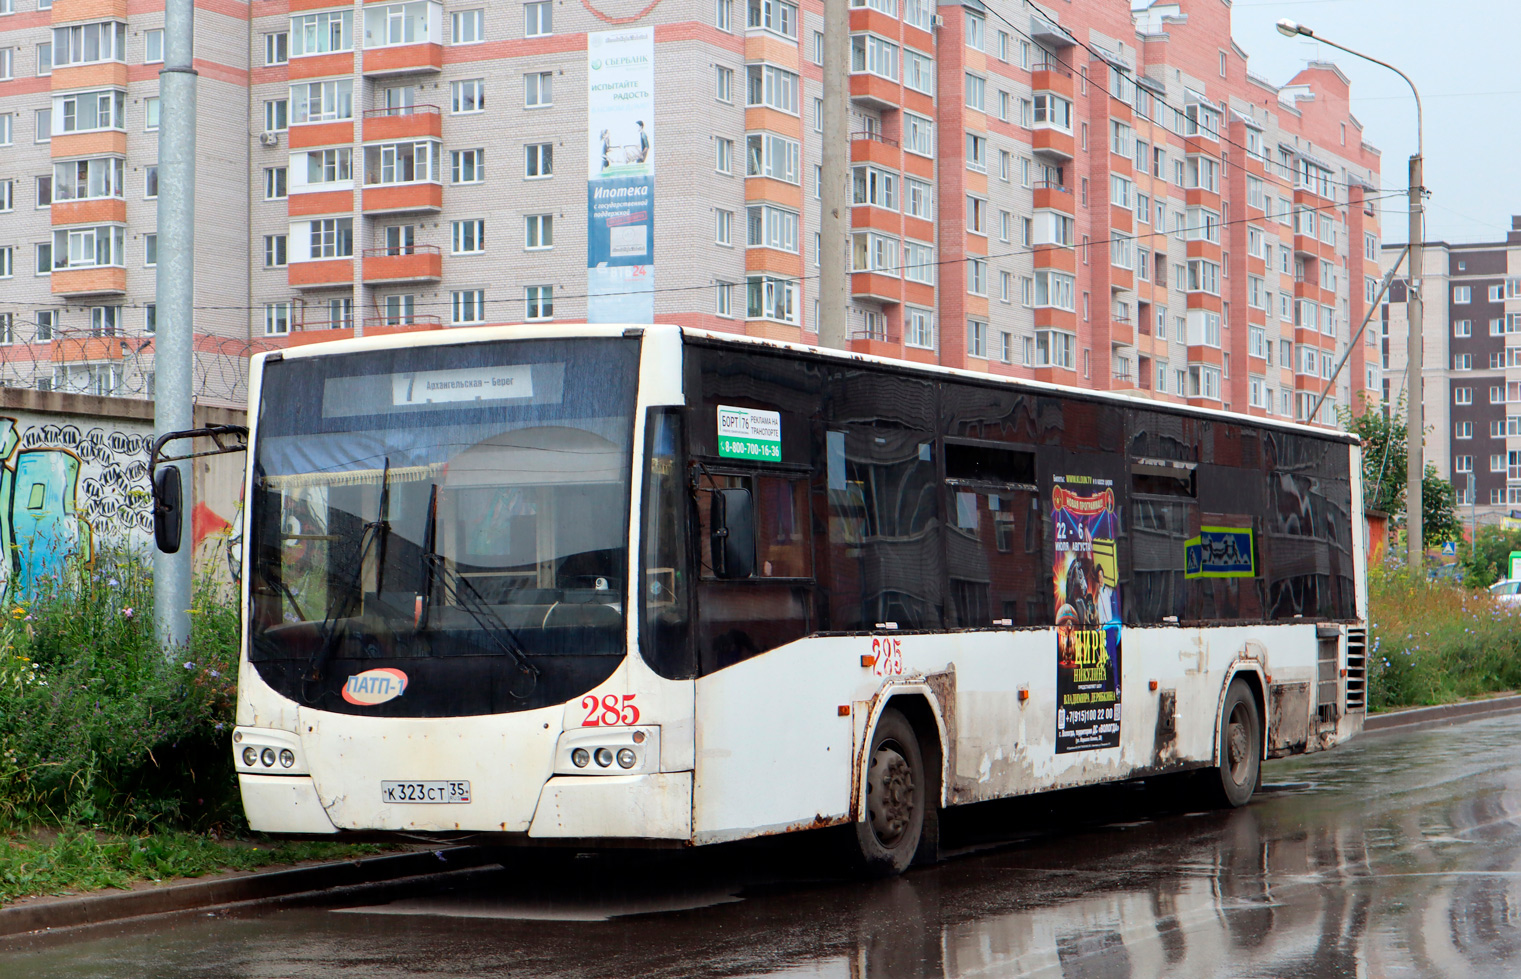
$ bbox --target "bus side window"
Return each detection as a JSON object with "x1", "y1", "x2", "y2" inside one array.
[
  {"x1": 695, "y1": 472, "x2": 813, "y2": 673},
  {"x1": 942, "y1": 440, "x2": 1040, "y2": 628}
]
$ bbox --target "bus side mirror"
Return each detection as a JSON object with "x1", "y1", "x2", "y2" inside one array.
[
  {"x1": 711, "y1": 488, "x2": 755, "y2": 579},
  {"x1": 153, "y1": 465, "x2": 183, "y2": 554}
]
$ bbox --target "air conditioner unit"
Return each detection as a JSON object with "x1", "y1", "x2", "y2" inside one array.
[
  {"x1": 933, "y1": 13, "x2": 944, "y2": 27},
  {"x1": 259, "y1": 131, "x2": 279, "y2": 147}
]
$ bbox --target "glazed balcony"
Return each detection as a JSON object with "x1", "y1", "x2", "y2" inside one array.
[
  {"x1": 362, "y1": 244, "x2": 442, "y2": 283},
  {"x1": 362, "y1": 105, "x2": 442, "y2": 142}
]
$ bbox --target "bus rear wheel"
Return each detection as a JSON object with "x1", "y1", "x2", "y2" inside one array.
[
  {"x1": 853, "y1": 708, "x2": 926, "y2": 877},
  {"x1": 1207, "y1": 678, "x2": 1262, "y2": 808}
]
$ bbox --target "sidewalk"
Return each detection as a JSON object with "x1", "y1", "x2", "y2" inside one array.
[{"x1": 1362, "y1": 692, "x2": 1521, "y2": 734}]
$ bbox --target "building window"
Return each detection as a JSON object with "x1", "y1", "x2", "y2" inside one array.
[
  {"x1": 745, "y1": 132, "x2": 800, "y2": 183},
  {"x1": 52, "y1": 226, "x2": 125, "y2": 269},
  {"x1": 264, "y1": 302, "x2": 291, "y2": 336},
  {"x1": 451, "y1": 78, "x2": 485, "y2": 114},
  {"x1": 716, "y1": 281, "x2": 735, "y2": 318},
  {"x1": 144, "y1": 304, "x2": 156, "y2": 334},
  {"x1": 452, "y1": 219, "x2": 485, "y2": 254},
  {"x1": 746, "y1": 63, "x2": 800, "y2": 113},
  {"x1": 263, "y1": 99, "x2": 288, "y2": 133},
  {"x1": 967, "y1": 319, "x2": 987, "y2": 358},
  {"x1": 1455, "y1": 387, "x2": 1473, "y2": 406},
  {"x1": 263, "y1": 166, "x2": 287, "y2": 200},
  {"x1": 0, "y1": 247, "x2": 10, "y2": 279},
  {"x1": 308, "y1": 218, "x2": 353, "y2": 258},
  {"x1": 1454, "y1": 285, "x2": 1472, "y2": 304},
  {"x1": 144, "y1": 233, "x2": 156, "y2": 266},
  {"x1": 451, "y1": 148, "x2": 485, "y2": 183},
  {"x1": 520, "y1": 143, "x2": 552, "y2": 180},
  {"x1": 524, "y1": 0, "x2": 551, "y2": 36},
  {"x1": 903, "y1": 113, "x2": 933, "y2": 156},
  {"x1": 145, "y1": 28, "x2": 163, "y2": 64},
  {"x1": 35, "y1": 311, "x2": 56, "y2": 342},
  {"x1": 716, "y1": 209, "x2": 733, "y2": 246},
  {"x1": 36, "y1": 243, "x2": 52, "y2": 275},
  {"x1": 525, "y1": 285, "x2": 553, "y2": 321},
  {"x1": 746, "y1": 275, "x2": 797, "y2": 323},
  {"x1": 716, "y1": 0, "x2": 732, "y2": 31},
  {"x1": 1456, "y1": 421, "x2": 1473, "y2": 439},
  {"x1": 90, "y1": 308, "x2": 121, "y2": 337},
  {"x1": 525, "y1": 214, "x2": 553, "y2": 250},
  {"x1": 748, "y1": 0, "x2": 798, "y2": 38},
  {"x1": 716, "y1": 137, "x2": 734, "y2": 174},
  {"x1": 263, "y1": 234, "x2": 287, "y2": 268},
  {"x1": 264, "y1": 31, "x2": 289, "y2": 65},
  {"x1": 290, "y1": 79, "x2": 353, "y2": 124},
  {"x1": 525, "y1": 71, "x2": 552, "y2": 108},
  {"x1": 452, "y1": 289, "x2": 486, "y2": 325},
  {"x1": 143, "y1": 97, "x2": 160, "y2": 131},
  {"x1": 451, "y1": 8, "x2": 484, "y2": 43},
  {"x1": 716, "y1": 66, "x2": 733, "y2": 103}
]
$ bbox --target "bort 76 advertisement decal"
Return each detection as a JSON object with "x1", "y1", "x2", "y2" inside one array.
[{"x1": 1053, "y1": 474, "x2": 1122, "y2": 753}]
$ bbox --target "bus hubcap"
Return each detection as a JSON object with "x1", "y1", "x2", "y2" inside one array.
[{"x1": 868, "y1": 745, "x2": 915, "y2": 847}]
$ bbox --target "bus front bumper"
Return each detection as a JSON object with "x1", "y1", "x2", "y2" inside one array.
[
  {"x1": 527, "y1": 772, "x2": 692, "y2": 840},
  {"x1": 240, "y1": 773, "x2": 340, "y2": 834}
]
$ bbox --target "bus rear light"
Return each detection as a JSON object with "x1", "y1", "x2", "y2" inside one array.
[
  {"x1": 861, "y1": 655, "x2": 876, "y2": 667},
  {"x1": 1148, "y1": 680, "x2": 1159, "y2": 691},
  {"x1": 837, "y1": 705, "x2": 851, "y2": 716}
]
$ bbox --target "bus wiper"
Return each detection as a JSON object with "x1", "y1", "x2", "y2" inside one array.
[
  {"x1": 416, "y1": 484, "x2": 538, "y2": 699},
  {"x1": 303, "y1": 458, "x2": 391, "y2": 689}
]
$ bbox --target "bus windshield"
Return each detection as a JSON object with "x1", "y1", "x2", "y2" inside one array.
[{"x1": 247, "y1": 337, "x2": 639, "y2": 717}]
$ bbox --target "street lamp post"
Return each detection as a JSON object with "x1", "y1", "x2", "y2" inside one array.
[{"x1": 1276, "y1": 19, "x2": 1424, "y2": 572}]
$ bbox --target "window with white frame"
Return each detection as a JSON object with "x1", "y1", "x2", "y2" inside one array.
[
  {"x1": 1455, "y1": 387, "x2": 1473, "y2": 405},
  {"x1": 524, "y1": 0, "x2": 551, "y2": 36},
  {"x1": 364, "y1": 2, "x2": 435, "y2": 46},
  {"x1": 966, "y1": 196, "x2": 986, "y2": 234},
  {"x1": 523, "y1": 141, "x2": 552, "y2": 178},
  {"x1": 363, "y1": 140, "x2": 438, "y2": 185},
  {"x1": 1034, "y1": 270, "x2": 1074, "y2": 310},
  {"x1": 452, "y1": 289, "x2": 485, "y2": 324},
  {"x1": 451, "y1": 148, "x2": 484, "y2": 183},
  {"x1": 1454, "y1": 285, "x2": 1472, "y2": 304},
  {"x1": 1456, "y1": 421, "x2": 1473, "y2": 439},
  {"x1": 52, "y1": 22, "x2": 127, "y2": 67},
  {"x1": 967, "y1": 319, "x2": 987, "y2": 358},
  {"x1": 746, "y1": 275, "x2": 797, "y2": 322},
  {"x1": 0, "y1": 247, "x2": 10, "y2": 279},
  {"x1": 452, "y1": 78, "x2": 485, "y2": 114},
  {"x1": 263, "y1": 234, "x2": 287, "y2": 267},
  {"x1": 264, "y1": 302, "x2": 291, "y2": 336},
  {"x1": 966, "y1": 133, "x2": 986, "y2": 171},
  {"x1": 1032, "y1": 92, "x2": 1072, "y2": 131},
  {"x1": 263, "y1": 99, "x2": 288, "y2": 132},
  {"x1": 967, "y1": 259, "x2": 987, "y2": 296},
  {"x1": 1185, "y1": 155, "x2": 1219, "y2": 193},
  {"x1": 905, "y1": 177, "x2": 932, "y2": 218},
  {"x1": 451, "y1": 219, "x2": 484, "y2": 254},
  {"x1": 746, "y1": 63, "x2": 799, "y2": 112},
  {"x1": 852, "y1": 166, "x2": 896, "y2": 209},
  {"x1": 524, "y1": 213, "x2": 553, "y2": 249},
  {"x1": 716, "y1": 0, "x2": 733, "y2": 30},
  {"x1": 716, "y1": 138, "x2": 733, "y2": 174},
  {"x1": 748, "y1": 0, "x2": 798, "y2": 37},
  {"x1": 1035, "y1": 329, "x2": 1075, "y2": 369},
  {"x1": 748, "y1": 205, "x2": 799, "y2": 253},
  {"x1": 451, "y1": 8, "x2": 483, "y2": 43},
  {"x1": 905, "y1": 308, "x2": 934, "y2": 349},
  {"x1": 1187, "y1": 259, "x2": 1220, "y2": 295},
  {"x1": 525, "y1": 71, "x2": 552, "y2": 107},
  {"x1": 904, "y1": 49, "x2": 934, "y2": 95},
  {"x1": 850, "y1": 231, "x2": 898, "y2": 274},
  {"x1": 964, "y1": 9, "x2": 984, "y2": 49},
  {"x1": 746, "y1": 132, "x2": 800, "y2": 183},
  {"x1": 54, "y1": 90, "x2": 125, "y2": 133},
  {"x1": 308, "y1": 218, "x2": 353, "y2": 258},
  {"x1": 716, "y1": 209, "x2": 733, "y2": 246},
  {"x1": 523, "y1": 285, "x2": 553, "y2": 320},
  {"x1": 904, "y1": 241, "x2": 934, "y2": 284},
  {"x1": 52, "y1": 158, "x2": 125, "y2": 201},
  {"x1": 263, "y1": 166, "x2": 287, "y2": 199},
  {"x1": 290, "y1": 11, "x2": 352, "y2": 56},
  {"x1": 965, "y1": 72, "x2": 985, "y2": 111},
  {"x1": 290, "y1": 79, "x2": 352, "y2": 123}
]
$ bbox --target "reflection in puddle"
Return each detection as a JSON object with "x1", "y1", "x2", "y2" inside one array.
[{"x1": 334, "y1": 886, "x2": 744, "y2": 922}]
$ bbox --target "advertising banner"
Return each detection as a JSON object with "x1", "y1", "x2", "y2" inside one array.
[
  {"x1": 1053, "y1": 474, "x2": 1122, "y2": 753},
  {"x1": 587, "y1": 28, "x2": 655, "y2": 323},
  {"x1": 1184, "y1": 526, "x2": 1255, "y2": 578}
]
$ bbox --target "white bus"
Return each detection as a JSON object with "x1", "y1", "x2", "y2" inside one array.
[{"x1": 158, "y1": 325, "x2": 1367, "y2": 875}]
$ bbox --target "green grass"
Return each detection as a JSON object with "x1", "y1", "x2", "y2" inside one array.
[
  {"x1": 1368, "y1": 566, "x2": 1521, "y2": 711},
  {"x1": 0, "y1": 828, "x2": 381, "y2": 905}
]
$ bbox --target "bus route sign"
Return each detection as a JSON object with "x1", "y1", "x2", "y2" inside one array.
[{"x1": 717, "y1": 405, "x2": 781, "y2": 461}]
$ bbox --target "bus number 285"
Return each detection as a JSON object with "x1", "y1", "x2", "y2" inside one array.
[
  {"x1": 581, "y1": 694, "x2": 640, "y2": 727},
  {"x1": 872, "y1": 637, "x2": 903, "y2": 677}
]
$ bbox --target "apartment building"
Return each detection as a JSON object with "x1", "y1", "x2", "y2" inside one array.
[
  {"x1": 1381, "y1": 219, "x2": 1521, "y2": 520},
  {"x1": 0, "y1": 0, "x2": 1381, "y2": 416}
]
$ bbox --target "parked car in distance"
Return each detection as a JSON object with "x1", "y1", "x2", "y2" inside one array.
[{"x1": 1489, "y1": 579, "x2": 1521, "y2": 605}]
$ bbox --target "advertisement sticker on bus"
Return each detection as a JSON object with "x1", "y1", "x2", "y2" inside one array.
[
  {"x1": 1052, "y1": 475, "x2": 1122, "y2": 753},
  {"x1": 717, "y1": 405, "x2": 782, "y2": 461}
]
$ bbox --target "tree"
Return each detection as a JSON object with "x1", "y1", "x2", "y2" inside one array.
[
  {"x1": 1461, "y1": 525, "x2": 1521, "y2": 587},
  {"x1": 1338, "y1": 399, "x2": 1462, "y2": 549}
]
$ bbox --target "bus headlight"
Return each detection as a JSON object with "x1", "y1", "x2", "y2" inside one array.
[
  {"x1": 616, "y1": 748, "x2": 636, "y2": 769},
  {"x1": 572, "y1": 748, "x2": 591, "y2": 768},
  {"x1": 261, "y1": 748, "x2": 277, "y2": 767},
  {"x1": 233, "y1": 728, "x2": 308, "y2": 775},
  {"x1": 554, "y1": 726, "x2": 659, "y2": 775},
  {"x1": 279, "y1": 749, "x2": 296, "y2": 768},
  {"x1": 242, "y1": 747, "x2": 258, "y2": 766},
  {"x1": 594, "y1": 748, "x2": 614, "y2": 768}
]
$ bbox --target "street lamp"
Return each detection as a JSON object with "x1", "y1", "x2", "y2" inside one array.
[{"x1": 1276, "y1": 18, "x2": 1425, "y2": 571}]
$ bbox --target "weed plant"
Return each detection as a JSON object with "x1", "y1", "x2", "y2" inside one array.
[
  {"x1": 0, "y1": 545, "x2": 242, "y2": 832},
  {"x1": 1368, "y1": 565, "x2": 1521, "y2": 710}
]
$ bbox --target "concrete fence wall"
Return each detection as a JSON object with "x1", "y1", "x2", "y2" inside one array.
[{"x1": 0, "y1": 389, "x2": 246, "y2": 601}]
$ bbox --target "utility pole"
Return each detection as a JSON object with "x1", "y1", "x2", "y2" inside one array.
[
  {"x1": 154, "y1": 0, "x2": 197, "y2": 651},
  {"x1": 816, "y1": 0, "x2": 849, "y2": 350},
  {"x1": 1405, "y1": 153, "x2": 1424, "y2": 570},
  {"x1": 1274, "y1": 20, "x2": 1423, "y2": 571}
]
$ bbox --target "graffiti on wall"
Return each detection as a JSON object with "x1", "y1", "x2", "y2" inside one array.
[{"x1": 0, "y1": 417, "x2": 239, "y2": 602}]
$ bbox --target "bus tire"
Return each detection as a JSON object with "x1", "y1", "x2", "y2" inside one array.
[
  {"x1": 852, "y1": 708, "x2": 927, "y2": 878},
  {"x1": 1208, "y1": 678, "x2": 1262, "y2": 808}
]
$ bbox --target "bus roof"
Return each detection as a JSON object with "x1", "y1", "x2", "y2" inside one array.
[{"x1": 266, "y1": 323, "x2": 1359, "y2": 446}]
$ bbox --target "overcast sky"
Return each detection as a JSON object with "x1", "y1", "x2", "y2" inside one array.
[{"x1": 1227, "y1": 0, "x2": 1519, "y2": 246}]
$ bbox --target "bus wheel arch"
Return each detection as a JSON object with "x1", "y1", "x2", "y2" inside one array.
[
  {"x1": 851, "y1": 687, "x2": 948, "y2": 874},
  {"x1": 1209, "y1": 668, "x2": 1265, "y2": 807}
]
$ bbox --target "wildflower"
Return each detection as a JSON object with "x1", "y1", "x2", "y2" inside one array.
[
  {"x1": 9, "y1": 607, "x2": 24, "y2": 620},
  {"x1": 107, "y1": 578, "x2": 119, "y2": 588},
  {"x1": 209, "y1": 669, "x2": 220, "y2": 678},
  {"x1": 183, "y1": 661, "x2": 194, "y2": 670},
  {"x1": 121, "y1": 607, "x2": 134, "y2": 619}
]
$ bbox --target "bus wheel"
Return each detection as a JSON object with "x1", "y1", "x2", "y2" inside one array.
[
  {"x1": 1209, "y1": 678, "x2": 1262, "y2": 808},
  {"x1": 853, "y1": 708, "x2": 926, "y2": 877}
]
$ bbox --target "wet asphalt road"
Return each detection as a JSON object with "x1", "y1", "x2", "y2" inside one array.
[{"x1": 8, "y1": 712, "x2": 1521, "y2": 978}]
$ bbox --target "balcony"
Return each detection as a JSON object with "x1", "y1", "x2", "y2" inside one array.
[
  {"x1": 50, "y1": 0, "x2": 128, "y2": 22},
  {"x1": 363, "y1": 43, "x2": 443, "y2": 77},
  {"x1": 851, "y1": 272, "x2": 902, "y2": 304},
  {"x1": 51, "y1": 267, "x2": 127, "y2": 297},
  {"x1": 850, "y1": 73, "x2": 901, "y2": 110},
  {"x1": 363, "y1": 182, "x2": 443, "y2": 214},
  {"x1": 1033, "y1": 180, "x2": 1073, "y2": 213},
  {"x1": 362, "y1": 245, "x2": 442, "y2": 283},
  {"x1": 850, "y1": 131, "x2": 899, "y2": 168},
  {"x1": 289, "y1": 121, "x2": 355, "y2": 149},
  {"x1": 52, "y1": 335, "x2": 126, "y2": 364},
  {"x1": 361, "y1": 315, "x2": 445, "y2": 337},
  {"x1": 362, "y1": 105, "x2": 442, "y2": 142},
  {"x1": 1032, "y1": 64, "x2": 1075, "y2": 99},
  {"x1": 848, "y1": 328, "x2": 900, "y2": 358},
  {"x1": 288, "y1": 258, "x2": 354, "y2": 290},
  {"x1": 1031, "y1": 127, "x2": 1075, "y2": 163}
]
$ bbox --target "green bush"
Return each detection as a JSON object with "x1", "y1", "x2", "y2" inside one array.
[
  {"x1": 0, "y1": 546, "x2": 242, "y2": 831},
  {"x1": 1368, "y1": 565, "x2": 1521, "y2": 710}
]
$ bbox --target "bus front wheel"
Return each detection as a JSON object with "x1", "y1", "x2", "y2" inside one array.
[
  {"x1": 1208, "y1": 678, "x2": 1262, "y2": 808},
  {"x1": 853, "y1": 708, "x2": 926, "y2": 877}
]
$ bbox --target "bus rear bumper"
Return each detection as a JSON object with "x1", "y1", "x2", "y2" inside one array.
[
  {"x1": 528, "y1": 772, "x2": 692, "y2": 841},
  {"x1": 241, "y1": 774, "x2": 340, "y2": 834}
]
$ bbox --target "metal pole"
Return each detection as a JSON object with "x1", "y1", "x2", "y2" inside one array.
[
  {"x1": 816, "y1": 0, "x2": 849, "y2": 349},
  {"x1": 154, "y1": 0, "x2": 197, "y2": 651},
  {"x1": 1406, "y1": 153, "x2": 1424, "y2": 569}
]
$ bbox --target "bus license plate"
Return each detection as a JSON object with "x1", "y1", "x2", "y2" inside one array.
[{"x1": 381, "y1": 780, "x2": 471, "y2": 804}]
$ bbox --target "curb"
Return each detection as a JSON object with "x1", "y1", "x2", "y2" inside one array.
[
  {"x1": 1363, "y1": 694, "x2": 1521, "y2": 734},
  {"x1": 0, "y1": 845, "x2": 497, "y2": 940}
]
